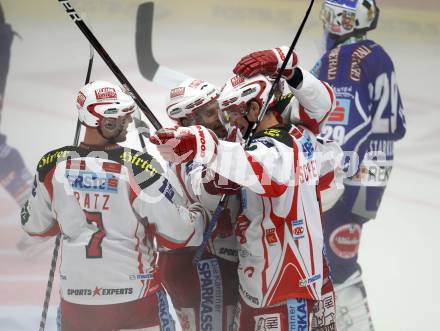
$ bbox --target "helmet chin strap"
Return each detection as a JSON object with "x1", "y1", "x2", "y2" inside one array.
[{"x1": 97, "y1": 120, "x2": 124, "y2": 144}]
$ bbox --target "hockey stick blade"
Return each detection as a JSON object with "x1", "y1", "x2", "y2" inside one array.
[
  {"x1": 136, "y1": 3, "x2": 158, "y2": 81},
  {"x1": 136, "y1": 2, "x2": 191, "y2": 88},
  {"x1": 57, "y1": 0, "x2": 162, "y2": 130}
]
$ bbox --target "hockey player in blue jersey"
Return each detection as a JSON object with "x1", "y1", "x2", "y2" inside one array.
[
  {"x1": 312, "y1": 0, "x2": 406, "y2": 330},
  {"x1": 0, "y1": 3, "x2": 32, "y2": 207}
]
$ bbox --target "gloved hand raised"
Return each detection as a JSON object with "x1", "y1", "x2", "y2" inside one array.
[
  {"x1": 149, "y1": 126, "x2": 218, "y2": 165},
  {"x1": 233, "y1": 46, "x2": 298, "y2": 79}
]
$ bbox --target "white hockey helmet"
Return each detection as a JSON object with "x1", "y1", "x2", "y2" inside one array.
[
  {"x1": 321, "y1": 0, "x2": 379, "y2": 37},
  {"x1": 218, "y1": 74, "x2": 278, "y2": 118},
  {"x1": 76, "y1": 80, "x2": 136, "y2": 128},
  {"x1": 166, "y1": 78, "x2": 219, "y2": 122}
]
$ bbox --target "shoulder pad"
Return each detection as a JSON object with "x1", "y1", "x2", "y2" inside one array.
[
  {"x1": 36, "y1": 146, "x2": 77, "y2": 182},
  {"x1": 251, "y1": 126, "x2": 293, "y2": 148},
  {"x1": 117, "y1": 149, "x2": 163, "y2": 189}
]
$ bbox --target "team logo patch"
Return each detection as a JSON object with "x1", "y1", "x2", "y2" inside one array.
[
  {"x1": 291, "y1": 219, "x2": 305, "y2": 240},
  {"x1": 128, "y1": 273, "x2": 153, "y2": 281},
  {"x1": 299, "y1": 273, "x2": 321, "y2": 287},
  {"x1": 102, "y1": 162, "x2": 121, "y2": 173},
  {"x1": 254, "y1": 313, "x2": 281, "y2": 331},
  {"x1": 231, "y1": 75, "x2": 245, "y2": 87},
  {"x1": 265, "y1": 228, "x2": 278, "y2": 245},
  {"x1": 95, "y1": 87, "x2": 117, "y2": 100},
  {"x1": 327, "y1": 98, "x2": 350, "y2": 125},
  {"x1": 170, "y1": 87, "x2": 185, "y2": 99},
  {"x1": 197, "y1": 259, "x2": 223, "y2": 331},
  {"x1": 299, "y1": 132, "x2": 314, "y2": 160},
  {"x1": 329, "y1": 223, "x2": 362, "y2": 259},
  {"x1": 76, "y1": 91, "x2": 86, "y2": 107},
  {"x1": 65, "y1": 170, "x2": 119, "y2": 193}
]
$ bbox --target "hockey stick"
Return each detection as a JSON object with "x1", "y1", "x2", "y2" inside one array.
[
  {"x1": 38, "y1": 44, "x2": 95, "y2": 331},
  {"x1": 136, "y1": 2, "x2": 191, "y2": 88},
  {"x1": 58, "y1": 0, "x2": 162, "y2": 131},
  {"x1": 193, "y1": 0, "x2": 315, "y2": 265},
  {"x1": 72, "y1": 45, "x2": 94, "y2": 145}
]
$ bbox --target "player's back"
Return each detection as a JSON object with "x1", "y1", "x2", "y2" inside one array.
[
  {"x1": 313, "y1": 39, "x2": 406, "y2": 218},
  {"x1": 314, "y1": 39, "x2": 406, "y2": 151},
  {"x1": 25, "y1": 143, "x2": 163, "y2": 305}
]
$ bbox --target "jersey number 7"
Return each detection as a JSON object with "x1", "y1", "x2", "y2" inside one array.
[{"x1": 84, "y1": 211, "x2": 105, "y2": 258}]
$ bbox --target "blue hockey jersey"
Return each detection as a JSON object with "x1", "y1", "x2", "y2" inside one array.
[{"x1": 312, "y1": 39, "x2": 406, "y2": 219}]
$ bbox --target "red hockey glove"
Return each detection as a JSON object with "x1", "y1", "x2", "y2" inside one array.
[
  {"x1": 233, "y1": 46, "x2": 298, "y2": 79},
  {"x1": 150, "y1": 126, "x2": 218, "y2": 165}
]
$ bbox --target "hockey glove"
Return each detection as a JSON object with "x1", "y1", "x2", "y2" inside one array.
[
  {"x1": 233, "y1": 46, "x2": 298, "y2": 79},
  {"x1": 150, "y1": 125, "x2": 218, "y2": 165}
]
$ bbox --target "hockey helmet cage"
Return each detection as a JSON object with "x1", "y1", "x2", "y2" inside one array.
[
  {"x1": 166, "y1": 78, "x2": 219, "y2": 121},
  {"x1": 321, "y1": 0, "x2": 379, "y2": 37},
  {"x1": 76, "y1": 80, "x2": 136, "y2": 128}
]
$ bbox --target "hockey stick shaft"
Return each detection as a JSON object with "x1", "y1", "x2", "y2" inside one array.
[
  {"x1": 58, "y1": 0, "x2": 162, "y2": 130},
  {"x1": 245, "y1": 0, "x2": 314, "y2": 148},
  {"x1": 193, "y1": 0, "x2": 315, "y2": 265},
  {"x1": 73, "y1": 45, "x2": 94, "y2": 145},
  {"x1": 39, "y1": 45, "x2": 95, "y2": 331}
]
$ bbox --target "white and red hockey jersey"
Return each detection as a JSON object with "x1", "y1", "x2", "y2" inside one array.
[
  {"x1": 170, "y1": 126, "x2": 242, "y2": 262},
  {"x1": 182, "y1": 70, "x2": 338, "y2": 308},
  {"x1": 207, "y1": 126, "x2": 331, "y2": 308},
  {"x1": 21, "y1": 143, "x2": 206, "y2": 305}
]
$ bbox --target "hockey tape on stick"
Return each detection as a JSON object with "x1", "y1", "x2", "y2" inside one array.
[
  {"x1": 136, "y1": 2, "x2": 191, "y2": 88},
  {"x1": 192, "y1": 0, "x2": 315, "y2": 266},
  {"x1": 57, "y1": 0, "x2": 162, "y2": 130},
  {"x1": 39, "y1": 42, "x2": 95, "y2": 331}
]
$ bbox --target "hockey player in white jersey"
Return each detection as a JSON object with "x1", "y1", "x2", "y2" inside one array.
[
  {"x1": 20, "y1": 80, "x2": 208, "y2": 331},
  {"x1": 160, "y1": 78, "x2": 241, "y2": 331},
  {"x1": 150, "y1": 47, "x2": 341, "y2": 331}
]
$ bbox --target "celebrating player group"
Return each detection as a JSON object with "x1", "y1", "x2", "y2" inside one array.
[{"x1": 17, "y1": 0, "x2": 405, "y2": 330}]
